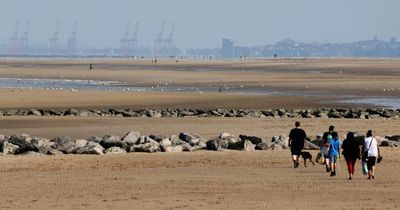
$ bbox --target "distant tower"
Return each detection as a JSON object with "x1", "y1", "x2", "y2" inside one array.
[
  {"x1": 67, "y1": 21, "x2": 78, "y2": 53},
  {"x1": 222, "y1": 39, "x2": 235, "y2": 58},
  {"x1": 50, "y1": 21, "x2": 61, "y2": 50},
  {"x1": 120, "y1": 21, "x2": 130, "y2": 50},
  {"x1": 129, "y1": 22, "x2": 139, "y2": 50},
  {"x1": 154, "y1": 22, "x2": 165, "y2": 52},
  {"x1": 9, "y1": 21, "x2": 20, "y2": 53},
  {"x1": 19, "y1": 21, "x2": 30, "y2": 52},
  {"x1": 165, "y1": 22, "x2": 175, "y2": 50}
]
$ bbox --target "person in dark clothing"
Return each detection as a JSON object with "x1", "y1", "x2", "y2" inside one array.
[
  {"x1": 289, "y1": 121, "x2": 307, "y2": 168},
  {"x1": 342, "y1": 132, "x2": 360, "y2": 180}
]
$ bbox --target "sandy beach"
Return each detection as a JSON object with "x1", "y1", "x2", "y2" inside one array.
[{"x1": 0, "y1": 58, "x2": 399, "y2": 209}]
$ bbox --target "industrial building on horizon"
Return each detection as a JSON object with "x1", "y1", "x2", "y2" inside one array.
[{"x1": 1, "y1": 21, "x2": 399, "y2": 58}]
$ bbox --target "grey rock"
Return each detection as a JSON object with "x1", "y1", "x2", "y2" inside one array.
[
  {"x1": 28, "y1": 109, "x2": 42, "y2": 116},
  {"x1": 386, "y1": 135, "x2": 400, "y2": 142},
  {"x1": 87, "y1": 136, "x2": 102, "y2": 143},
  {"x1": 51, "y1": 136, "x2": 76, "y2": 154},
  {"x1": 15, "y1": 143, "x2": 39, "y2": 154},
  {"x1": 170, "y1": 135, "x2": 192, "y2": 151},
  {"x1": 159, "y1": 138, "x2": 172, "y2": 150},
  {"x1": 9, "y1": 134, "x2": 32, "y2": 147},
  {"x1": 148, "y1": 134, "x2": 169, "y2": 142},
  {"x1": 47, "y1": 149, "x2": 64, "y2": 155},
  {"x1": 228, "y1": 140, "x2": 255, "y2": 151},
  {"x1": 75, "y1": 139, "x2": 88, "y2": 148},
  {"x1": 149, "y1": 110, "x2": 162, "y2": 118},
  {"x1": 122, "y1": 131, "x2": 141, "y2": 145},
  {"x1": 303, "y1": 140, "x2": 320, "y2": 150},
  {"x1": 271, "y1": 136, "x2": 289, "y2": 149},
  {"x1": 64, "y1": 109, "x2": 80, "y2": 116},
  {"x1": 179, "y1": 110, "x2": 195, "y2": 117},
  {"x1": 100, "y1": 135, "x2": 127, "y2": 150},
  {"x1": 75, "y1": 141, "x2": 104, "y2": 155},
  {"x1": 206, "y1": 139, "x2": 220, "y2": 151},
  {"x1": 179, "y1": 132, "x2": 206, "y2": 143},
  {"x1": 242, "y1": 140, "x2": 256, "y2": 152},
  {"x1": 271, "y1": 143, "x2": 283, "y2": 150},
  {"x1": 105, "y1": 146, "x2": 127, "y2": 154},
  {"x1": 256, "y1": 142, "x2": 270, "y2": 150},
  {"x1": 3, "y1": 141, "x2": 19, "y2": 154},
  {"x1": 0, "y1": 135, "x2": 9, "y2": 152},
  {"x1": 239, "y1": 135, "x2": 263, "y2": 145},
  {"x1": 31, "y1": 137, "x2": 54, "y2": 154},
  {"x1": 164, "y1": 145, "x2": 183, "y2": 153},
  {"x1": 130, "y1": 139, "x2": 160, "y2": 153},
  {"x1": 317, "y1": 112, "x2": 329, "y2": 118},
  {"x1": 19, "y1": 151, "x2": 41, "y2": 156},
  {"x1": 380, "y1": 140, "x2": 399, "y2": 147}
]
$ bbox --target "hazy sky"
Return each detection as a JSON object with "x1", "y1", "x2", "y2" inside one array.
[{"x1": 0, "y1": 0, "x2": 399, "y2": 48}]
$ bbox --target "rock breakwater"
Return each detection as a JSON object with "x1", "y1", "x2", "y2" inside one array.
[{"x1": 1, "y1": 108, "x2": 399, "y2": 119}]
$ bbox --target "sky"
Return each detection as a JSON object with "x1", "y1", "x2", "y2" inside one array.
[{"x1": 0, "y1": 0, "x2": 399, "y2": 49}]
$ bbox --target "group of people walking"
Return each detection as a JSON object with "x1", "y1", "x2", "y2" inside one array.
[{"x1": 288, "y1": 122, "x2": 382, "y2": 180}]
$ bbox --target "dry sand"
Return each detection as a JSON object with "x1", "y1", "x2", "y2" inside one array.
[
  {"x1": 0, "y1": 59, "x2": 400, "y2": 209},
  {"x1": 0, "y1": 150, "x2": 399, "y2": 210}
]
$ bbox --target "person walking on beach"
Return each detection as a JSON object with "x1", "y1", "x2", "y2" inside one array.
[
  {"x1": 342, "y1": 132, "x2": 360, "y2": 180},
  {"x1": 289, "y1": 121, "x2": 307, "y2": 168},
  {"x1": 363, "y1": 130, "x2": 381, "y2": 179},
  {"x1": 328, "y1": 132, "x2": 341, "y2": 177},
  {"x1": 321, "y1": 125, "x2": 337, "y2": 172}
]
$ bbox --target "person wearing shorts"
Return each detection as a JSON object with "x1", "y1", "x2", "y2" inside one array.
[
  {"x1": 289, "y1": 121, "x2": 307, "y2": 168},
  {"x1": 363, "y1": 130, "x2": 381, "y2": 180},
  {"x1": 328, "y1": 132, "x2": 341, "y2": 177},
  {"x1": 321, "y1": 125, "x2": 338, "y2": 172}
]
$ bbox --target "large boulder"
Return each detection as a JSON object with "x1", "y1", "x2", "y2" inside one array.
[
  {"x1": 206, "y1": 139, "x2": 220, "y2": 151},
  {"x1": 15, "y1": 143, "x2": 39, "y2": 155},
  {"x1": 170, "y1": 135, "x2": 192, "y2": 152},
  {"x1": 75, "y1": 141, "x2": 104, "y2": 155},
  {"x1": 228, "y1": 140, "x2": 256, "y2": 151},
  {"x1": 385, "y1": 135, "x2": 400, "y2": 142},
  {"x1": 100, "y1": 135, "x2": 127, "y2": 150},
  {"x1": 159, "y1": 138, "x2": 172, "y2": 151},
  {"x1": 0, "y1": 135, "x2": 9, "y2": 153},
  {"x1": 87, "y1": 136, "x2": 102, "y2": 143},
  {"x1": 3, "y1": 141, "x2": 19, "y2": 155},
  {"x1": 130, "y1": 139, "x2": 160, "y2": 153},
  {"x1": 28, "y1": 109, "x2": 42, "y2": 116},
  {"x1": 256, "y1": 142, "x2": 270, "y2": 150},
  {"x1": 31, "y1": 137, "x2": 55, "y2": 154},
  {"x1": 271, "y1": 136, "x2": 289, "y2": 149},
  {"x1": 380, "y1": 140, "x2": 399, "y2": 147},
  {"x1": 242, "y1": 140, "x2": 256, "y2": 152},
  {"x1": 206, "y1": 137, "x2": 230, "y2": 151},
  {"x1": 105, "y1": 146, "x2": 127, "y2": 154},
  {"x1": 303, "y1": 140, "x2": 320, "y2": 150},
  {"x1": 121, "y1": 131, "x2": 141, "y2": 145},
  {"x1": 149, "y1": 134, "x2": 169, "y2": 142},
  {"x1": 271, "y1": 143, "x2": 283, "y2": 150},
  {"x1": 179, "y1": 132, "x2": 206, "y2": 144},
  {"x1": 239, "y1": 135, "x2": 263, "y2": 145},
  {"x1": 51, "y1": 136, "x2": 77, "y2": 154},
  {"x1": 9, "y1": 134, "x2": 32, "y2": 147}
]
